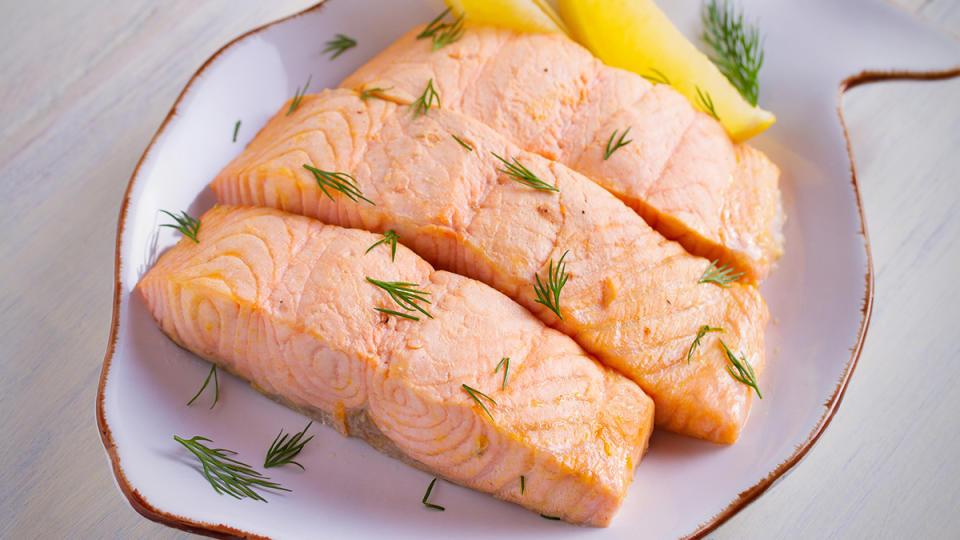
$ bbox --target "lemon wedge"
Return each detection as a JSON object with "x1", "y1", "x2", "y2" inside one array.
[
  {"x1": 557, "y1": 0, "x2": 774, "y2": 142},
  {"x1": 444, "y1": 0, "x2": 569, "y2": 35}
]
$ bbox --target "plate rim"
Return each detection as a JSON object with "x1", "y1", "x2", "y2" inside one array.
[{"x1": 94, "y1": 0, "x2": 960, "y2": 537}]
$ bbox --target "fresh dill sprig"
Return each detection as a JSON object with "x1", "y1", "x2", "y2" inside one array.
[
  {"x1": 495, "y1": 357, "x2": 510, "y2": 391},
  {"x1": 541, "y1": 514, "x2": 562, "y2": 521},
  {"x1": 287, "y1": 75, "x2": 312, "y2": 116},
  {"x1": 418, "y1": 8, "x2": 452, "y2": 39},
  {"x1": 520, "y1": 475, "x2": 525, "y2": 494},
  {"x1": 376, "y1": 308, "x2": 420, "y2": 321},
  {"x1": 173, "y1": 435, "x2": 289, "y2": 502},
  {"x1": 687, "y1": 325, "x2": 725, "y2": 363},
  {"x1": 451, "y1": 134, "x2": 473, "y2": 151},
  {"x1": 232, "y1": 120, "x2": 241, "y2": 142},
  {"x1": 422, "y1": 478, "x2": 445, "y2": 511},
  {"x1": 366, "y1": 277, "x2": 433, "y2": 321},
  {"x1": 695, "y1": 86, "x2": 720, "y2": 121},
  {"x1": 533, "y1": 251, "x2": 570, "y2": 319},
  {"x1": 160, "y1": 210, "x2": 200, "y2": 243},
  {"x1": 264, "y1": 421, "x2": 314, "y2": 469},
  {"x1": 359, "y1": 87, "x2": 391, "y2": 101},
  {"x1": 641, "y1": 68, "x2": 671, "y2": 85},
  {"x1": 322, "y1": 33, "x2": 357, "y2": 59},
  {"x1": 365, "y1": 229, "x2": 400, "y2": 261},
  {"x1": 186, "y1": 364, "x2": 218, "y2": 408},
  {"x1": 701, "y1": 0, "x2": 764, "y2": 106},
  {"x1": 698, "y1": 259, "x2": 744, "y2": 287},
  {"x1": 411, "y1": 78, "x2": 440, "y2": 118},
  {"x1": 462, "y1": 384, "x2": 496, "y2": 421},
  {"x1": 302, "y1": 164, "x2": 374, "y2": 205},
  {"x1": 604, "y1": 127, "x2": 633, "y2": 160},
  {"x1": 432, "y1": 14, "x2": 465, "y2": 50},
  {"x1": 417, "y1": 8, "x2": 466, "y2": 50},
  {"x1": 491, "y1": 152, "x2": 559, "y2": 192},
  {"x1": 719, "y1": 339, "x2": 762, "y2": 398}
]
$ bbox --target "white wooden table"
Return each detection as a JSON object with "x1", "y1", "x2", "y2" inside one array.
[{"x1": 1, "y1": 1, "x2": 957, "y2": 537}]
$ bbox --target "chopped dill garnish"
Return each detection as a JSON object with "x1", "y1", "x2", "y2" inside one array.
[
  {"x1": 604, "y1": 127, "x2": 633, "y2": 160},
  {"x1": 160, "y1": 209, "x2": 200, "y2": 243},
  {"x1": 491, "y1": 152, "x2": 559, "y2": 192},
  {"x1": 286, "y1": 74, "x2": 312, "y2": 116},
  {"x1": 533, "y1": 251, "x2": 570, "y2": 319},
  {"x1": 520, "y1": 475, "x2": 526, "y2": 494},
  {"x1": 186, "y1": 364, "x2": 218, "y2": 408},
  {"x1": 322, "y1": 33, "x2": 356, "y2": 59},
  {"x1": 359, "y1": 87, "x2": 391, "y2": 101},
  {"x1": 422, "y1": 477, "x2": 445, "y2": 511},
  {"x1": 366, "y1": 277, "x2": 433, "y2": 321},
  {"x1": 698, "y1": 259, "x2": 744, "y2": 287},
  {"x1": 232, "y1": 120, "x2": 241, "y2": 142},
  {"x1": 495, "y1": 357, "x2": 510, "y2": 391},
  {"x1": 641, "y1": 67, "x2": 671, "y2": 85},
  {"x1": 264, "y1": 421, "x2": 314, "y2": 469},
  {"x1": 418, "y1": 8, "x2": 452, "y2": 39},
  {"x1": 431, "y1": 14, "x2": 465, "y2": 50},
  {"x1": 376, "y1": 308, "x2": 420, "y2": 321},
  {"x1": 411, "y1": 78, "x2": 440, "y2": 118},
  {"x1": 695, "y1": 85, "x2": 720, "y2": 121},
  {"x1": 451, "y1": 134, "x2": 473, "y2": 151},
  {"x1": 462, "y1": 384, "x2": 496, "y2": 421},
  {"x1": 417, "y1": 8, "x2": 466, "y2": 50},
  {"x1": 687, "y1": 325, "x2": 725, "y2": 363},
  {"x1": 173, "y1": 435, "x2": 289, "y2": 501},
  {"x1": 720, "y1": 339, "x2": 762, "y2": 398},
  {"x1": 365, "y1": 229, "x2": 400, "y2": 261},
  {"x1": 302, "y1": 164, "x2": 374, "y2": 205}
]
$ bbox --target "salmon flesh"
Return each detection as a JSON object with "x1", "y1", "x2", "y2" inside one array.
[
  {"x1": 137, "y1": 206, "x2": 655, "y2": 526},
  {"x1": 211, "y1": 90, "x2": 769, "y2": 444},
  {"x1": 341, "y1": 25, "x2": 784, "y2": 281}
]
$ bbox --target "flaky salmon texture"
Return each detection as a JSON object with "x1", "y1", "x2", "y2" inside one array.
[
  {"x1": 211, "y1": 89, "x2": 768, "y2": 445},
  {"x1": 341, "y1": 24, "x2": 784, "y2": 282},
  {"x1": 138, "y1": 206, "x2": 654, "y2": 526}
]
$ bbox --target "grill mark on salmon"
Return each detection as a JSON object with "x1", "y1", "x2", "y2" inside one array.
[
  {"x1": 211, "y1": 90, "x2": 769, "y2": 444},
  {"x1": 340, "y1": 25, "x2": 784, "y2": 281},
  {"x1": 138, "y1": 206, "x2": 653, "y2": 526}
]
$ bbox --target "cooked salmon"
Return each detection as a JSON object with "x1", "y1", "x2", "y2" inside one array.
[
  {"x1": 138, "y1": 206, "x2": 654, "y2": 526},
  {"x1": 340, "y1": 24, "x2": 784, "y2": 281},
  {"x1": 211, "y1": 90, "x2": 769, "y2": 444}
]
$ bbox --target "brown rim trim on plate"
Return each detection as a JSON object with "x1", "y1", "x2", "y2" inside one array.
[
  {"x1": 684, "y1": 64, "x2": 960, "y2": 540},
  {"x1": 94, "y1": 2, "x2": 329, "y2": 539},
  {"x1": 94, "y1": 1, "x2": 960, "y2": 537}
]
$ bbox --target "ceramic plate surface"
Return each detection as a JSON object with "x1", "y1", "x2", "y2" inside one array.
[{"x1": 97, "y1": 0, "x2": 960, "y2": 537}]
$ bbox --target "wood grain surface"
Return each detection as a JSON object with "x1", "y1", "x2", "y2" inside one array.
[{"x1": 0, "y1": 1, "x2": 957, "y2": 538}]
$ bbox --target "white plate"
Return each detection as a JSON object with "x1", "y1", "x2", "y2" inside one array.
[{"x1": 97, "y1": 1, "x2": 960, "y2": 538}]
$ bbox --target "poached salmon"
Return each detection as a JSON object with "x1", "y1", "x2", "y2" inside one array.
[
  {"x1": 138, "y1": 206, "x2": 654, "y2": 526},
  {"x1": 211, "y1": 90, "x2": 769, "y2": 444},
  {"x1": 340, "y1": 25, "x2": 784, "y2": 281}
]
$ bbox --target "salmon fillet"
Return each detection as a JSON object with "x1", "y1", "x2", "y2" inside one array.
[
  {"x1": 340, "y1": 24, "x2": 784, "y2": 281},
  {"x1": 138, "y1": 206, "x2": 654, "y2": 526},
  {"x1": 211, "y1": 90, "x2": 769, "y2": 444}
]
